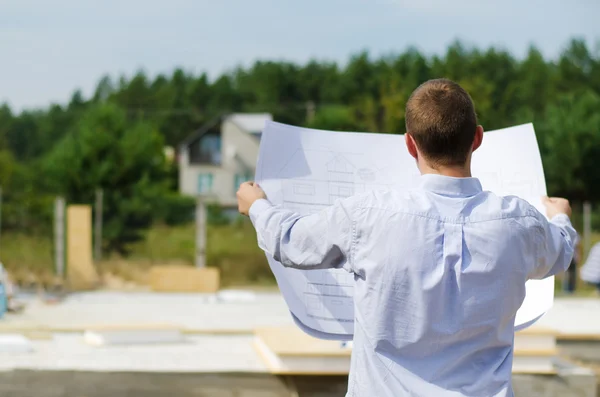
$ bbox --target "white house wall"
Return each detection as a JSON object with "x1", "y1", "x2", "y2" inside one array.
[
  {"x1": 179, "y1": 163, "x2": 238, "y2": 206},
  {"x1": 221, "y1": 120, "x2": 260, "y2": 171}
]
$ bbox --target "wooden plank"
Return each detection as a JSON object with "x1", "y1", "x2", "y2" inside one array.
[
  {"x1": 254, "y1": 334, "x2": 558, "y2": 376},
  {"x1": 516, "y1": 326, "x2": 560, "y2": 336},
  {"x1": 255, "y1": 326, "x2": 559, "y2": 358},
  {"x1": 66, "y1": 205, "x2": 99, "y2": 290},
  {"x1": 557, "y1": 333, "x2": 600, "y2": 341},
  {"x1": 253, "y1": 337, "x2": 350, "y2": 375},
  {"x1": 512, "y1": 368, "x2": 558, "y2": 375},
  {"x1": 514, "y1": 332, "x2": 556, "y2": 351},
  {"x1": 513, "y1": 349, "x2": 558, "y2": 357},
  {"x1": 254, "y1": 327, "x2": 350, "y2": 357},
  {"x1": 149, "y1": 265, "x2": 220, "y2": 293}
]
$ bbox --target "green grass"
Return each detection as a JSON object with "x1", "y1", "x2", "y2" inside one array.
[
  {"x1": 0, "y1": 219, "x2": 275, "y2": 287},
  {"x1": 1, "y1": 224, "x2": 599, "y2": 291},
  {"x1": 125, "y1": 219, "x2": 275, "y2": 286},
  {"x1": 0, "y1": 232, "x2": 54, "y2": 279}
]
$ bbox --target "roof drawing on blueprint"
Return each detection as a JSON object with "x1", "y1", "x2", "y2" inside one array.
[{"x1": 277, "y1": 149, "x2": 395, "y2": 184}]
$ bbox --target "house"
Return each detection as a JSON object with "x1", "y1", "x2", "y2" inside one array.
[
  {"x1": 277, "y1": 149, "x2": 398, "y2": 214},
  {"x1": 178, "y1": 113, "x2": 273, "y2": 206}
]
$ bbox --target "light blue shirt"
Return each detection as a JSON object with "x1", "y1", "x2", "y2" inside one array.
[{"x1": 249, "y1": 174, "x2": 576, "y2": 397}]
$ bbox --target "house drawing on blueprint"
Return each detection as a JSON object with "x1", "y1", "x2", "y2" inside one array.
[{"x1": 277, "y1": 150, "x2": 395, "y2": 214}]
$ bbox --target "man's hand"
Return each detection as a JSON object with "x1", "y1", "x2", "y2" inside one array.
[
  {"x1": 542, "y1": 196, "x2": 572, "y2": 219},
  {"x1": 237, "y1": 181, "x2": 267, "y2": 216}
]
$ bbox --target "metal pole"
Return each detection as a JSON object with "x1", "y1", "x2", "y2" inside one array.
[
  {"x1": 54, "y1": 197, "x2": 66, "y2": 278},
  {"x1": 195, "y1": 196, "x2": 206, "y2": 268},
  {"x1": 94, "y1": 189, "x2": 103, "y2": 262},
  {"x1": 306, "y1": 101, "x2": 316, "y2": 123},
  {"x1": 0, "y1": 186, "x2": 3, "y2": 257},
  {"x1": 583, "y1": 201, "x2": 592, "y2": 259}
]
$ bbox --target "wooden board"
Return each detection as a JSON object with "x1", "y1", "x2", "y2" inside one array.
[
  {"x1": 149, "y1": 265, "x2": 220, "y2": 293},
  {"x1": 516, "y1": 326, "x2": 559, "y2": 336},
  {"x1": 67, "y1": 205, "x2": 99, "y2": 290},
  {"x1": 253, "y1": 337, "x2": 350, "y2": 375},
  {"x1": 254, "y1": 326, "x2": 560, "y2": 376},
  {"x1": 514, "y1": 331, "x2": 557, "y2": 352},
  {"x1": 557, "y1": 333, "x2": 600, "y2": 341},
  {"x1": 255, "y1": 327, "x2": 350, "y2": 357}
]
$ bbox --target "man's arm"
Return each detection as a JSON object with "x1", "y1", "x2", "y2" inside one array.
[
  {"x1": 529, "y1": 197, "x2": 577, "y2": 280},
  {"x1": 248, "y1": 198, "x2": 359, "y2": 271},
  {"x1": 237, "y1": 182, "x2": 359, "y2": 271}
]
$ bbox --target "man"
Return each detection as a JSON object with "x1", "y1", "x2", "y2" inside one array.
[{"x1": 237, "y1": 79, "x2": 576, "y2": 396}]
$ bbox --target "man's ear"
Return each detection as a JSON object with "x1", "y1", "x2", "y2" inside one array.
[
  {"x1": 405, "y1": 134, "x2": 418, "y2": 160},
  {"x1": 472, "y1": 125, "x2": 484, "y2": 152}
]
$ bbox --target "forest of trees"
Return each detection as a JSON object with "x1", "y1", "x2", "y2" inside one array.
[{"x1": 1, "y1": 38, "x2": 599, "y2": 255}]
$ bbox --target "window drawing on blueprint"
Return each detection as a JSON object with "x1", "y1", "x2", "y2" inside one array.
[{"x1": 304, "y1": 270, "x2": 354, "y2": 322}]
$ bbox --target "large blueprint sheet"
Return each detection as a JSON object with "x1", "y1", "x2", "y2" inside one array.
[{"x1": 255, "y1": 121, "x2": 552, "y2": 340}]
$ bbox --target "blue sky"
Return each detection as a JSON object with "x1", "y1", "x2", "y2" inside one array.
[{"x1": 2, "y1": 0, "x2": 599, "y2": 111}]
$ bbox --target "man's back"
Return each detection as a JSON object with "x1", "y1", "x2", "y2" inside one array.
[
  {"x1": 247, "y1": 174, "x2": 576, "y2": 396},
  {"x1": 347, "y1": 175, "x2": 575, "y2": 396},
  {"x1": 239, "y1": 79, "x2": 576, "y2": 397}
]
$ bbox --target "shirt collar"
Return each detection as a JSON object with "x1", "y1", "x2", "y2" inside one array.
[{"x1": 418, "y1": 174, "x2": 482, "y2": 197}]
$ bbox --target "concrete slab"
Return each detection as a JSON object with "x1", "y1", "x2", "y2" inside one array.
[
  {"x1": 0, "y1": 335, "x2": 33, "y2": 353},
  {"x1": 0, "y1": 334, "x2": 266, "y2": 373},
  {"x1": 0, "y1": 291, "x2": 596, "y2": 397},
  {"x1": 537, "y1": 298, "x2": 600, "y2": 337},
  {"x1": 3, "y1": 292, "x2": 598, "y2": 338},
  {"x1": 83, "y1": 326, "x2": 185, "y2": 346},
  {"x1": 0, "y1": 291, "x2": 293, "y2": 332}
]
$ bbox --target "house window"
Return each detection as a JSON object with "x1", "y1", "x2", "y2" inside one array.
[
  {"x1": 198, "y1": 173, "x2": 214, "y2": 194},
  {"x1": 189, "y1": 132, "x2": 222, "y2": 165},
  {"x1": 293, "y1": 183, "x2": 316, "y2": 196},
  {"x1": 234, "y1": 173, "x2": 251, "y2": 192}
]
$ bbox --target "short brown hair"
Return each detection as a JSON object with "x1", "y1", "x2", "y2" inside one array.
[{"x1": 405, "y1": 78, "x2": 477, "y2": 166}]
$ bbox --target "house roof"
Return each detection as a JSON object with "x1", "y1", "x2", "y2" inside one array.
[
  {"x1": 179, "y1": 113, "x2": 225, "y2": 149},
  {"x1": 227, "y1": 113, "x2": 272, "y2": 134},
  {"x1": 179, "y1": 112, "x2": 273, "y2": 149},
  {"x1": 278, "y1": 149, "x2": 394, "y2": 183}
]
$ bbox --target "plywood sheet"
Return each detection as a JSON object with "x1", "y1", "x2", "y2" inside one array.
[{"x1": 67, "y1": 205, "x2": 98, "y2": 290}]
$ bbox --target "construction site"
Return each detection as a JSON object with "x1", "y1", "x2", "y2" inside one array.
[{"x1": 0, "y1": 284, "x2": 597, "y2": 396}]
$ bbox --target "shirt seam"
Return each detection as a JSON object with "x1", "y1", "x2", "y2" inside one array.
[{"x1": 349, "y1": 195, "x2": 365, "y2": 273}]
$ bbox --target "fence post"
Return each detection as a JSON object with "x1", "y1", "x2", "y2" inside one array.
[
  {"x1": 583, "y1": 201, "x2": 592, "y2": 260},
  {"x1": 54, "y1": 197, "x2": 66, "y2": 278},
  {"x1": 0, "y1": 186, "x2": 3, "y2": 257},
  {"x1": 195, "y1": 196, "x2": 206, "y2": 268},
  {"x1": 94, "y1": 189, "x2": 103, "y2": 262}
]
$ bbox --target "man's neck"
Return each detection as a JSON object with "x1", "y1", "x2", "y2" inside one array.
[{"x1": 419, "y1": 163, "x2": 472, "y2": 178}]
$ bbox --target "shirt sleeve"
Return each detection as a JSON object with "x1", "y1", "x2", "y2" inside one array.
[
  {"x1": 248, "y1": 195, "x2": 362, "y2": 272},
  {"x1": 528, "y1": 212, "x2": 577, "y2": 280}
]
